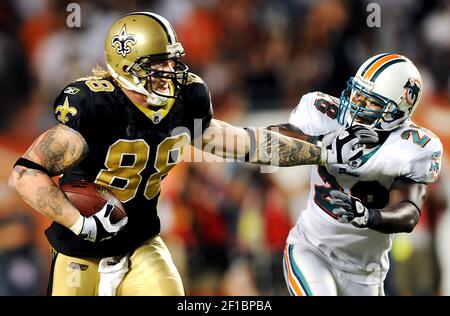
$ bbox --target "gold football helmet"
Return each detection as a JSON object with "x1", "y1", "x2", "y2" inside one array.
[{"x1": 105, "y1": 12, "x2": 188, "y2": 101}]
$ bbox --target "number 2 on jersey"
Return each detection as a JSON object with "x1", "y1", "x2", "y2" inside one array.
[
  {"x1": 400, "y1": 129, "x2": 431, "y2": 147},
  {"x1": 95, "y1": 133, "x2": 190, "y2": 202}
]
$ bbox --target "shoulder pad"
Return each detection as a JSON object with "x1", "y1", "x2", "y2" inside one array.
[
  {"x1": 187, "y1": 72, "x2": 205, "y2": 85},
  {"x1": 72, "y1": 76, "x2": 116, "y2": 93},
  {"x1": 53, "y1": 80, "x2": 96, "y2": 126},
  {"x1": 397, "y1": 123, "x2": 443, "y2": 183},
  {"x1": 315, "y1": 91, "x2": 340, "y2": 104},
  {"x1": 289, "y1": 91, "x2": 341, "y2": 136}
]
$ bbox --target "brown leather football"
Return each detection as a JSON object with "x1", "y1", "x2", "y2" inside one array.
[{"x1": 61, "y1": 181, "x2": 126, "y2": 224}]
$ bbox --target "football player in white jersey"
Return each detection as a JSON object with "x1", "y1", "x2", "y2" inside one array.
[{"x1": 275, "y1": 53, "x2": 443, "y2": 296}]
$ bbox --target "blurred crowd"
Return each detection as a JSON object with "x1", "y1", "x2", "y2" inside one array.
[{"x1": 0, "y1": 0, "x2": 449, "y2": 295}]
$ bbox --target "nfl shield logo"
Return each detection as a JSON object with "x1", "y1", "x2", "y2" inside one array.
[{"x1": 151, "y1": 112, "x2": 162, "y2": 124}]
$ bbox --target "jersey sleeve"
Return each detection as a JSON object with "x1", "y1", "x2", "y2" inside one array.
[
  {"x1": 400, "y1": 137, "x2": 443, "y2": 183},
  {"x1": 288, "y1": 92, "x2": 341, "y2": 136},
  {"x1": 185, "y1": 75, "x2": 213, "y2": 139},
  {"x1": 52, "y1": 81, "x2": 98, "y2": 148}
]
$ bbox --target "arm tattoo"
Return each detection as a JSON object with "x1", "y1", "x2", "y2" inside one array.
[
  {"x1": 36, "y1": 183, "x2": 64, "y2": 216},
  {"x1": 255, "y1": 129, "x2": 322, "y2": 166},
  {"x1": 34, "y1": 128, "x2": 66, "y2": 175},
  {"x1": 31, "y1": 125, "x2": 88, "y2": 176}
]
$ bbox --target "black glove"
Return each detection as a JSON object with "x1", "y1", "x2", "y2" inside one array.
[
  {"x1": 329, "y1": 190, "x2": 372, "y2": 228},
  {"x1": 79, "y1": 203, "x2": 128, "y2": 242},
  {"x1": 326, "y1": 125, "x2": 379, "y2": 164}
]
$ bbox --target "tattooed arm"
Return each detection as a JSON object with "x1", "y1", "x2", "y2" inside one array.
[
  {"x1": 251, "y1": 128, "x2": 325, "y2": 166},
  {"x1": 8, "y1": 124, "x2": 88, "y2": 228},
  {"x1": 199, "y1": 119, "x2": 326, "y2": 166}
]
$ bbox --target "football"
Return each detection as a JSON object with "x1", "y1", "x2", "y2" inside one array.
[{"x1": 61, "y1": 181, "x2": 126, "y2": 224}]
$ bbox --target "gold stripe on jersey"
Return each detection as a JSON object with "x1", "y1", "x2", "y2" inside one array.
[{"x1": 131, "y1": 81, "x2": 176, "y2": 123}]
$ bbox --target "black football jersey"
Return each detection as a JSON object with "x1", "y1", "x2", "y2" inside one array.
[{"x1": 45, "y1": 73, "x2": 213, "y2": 258}]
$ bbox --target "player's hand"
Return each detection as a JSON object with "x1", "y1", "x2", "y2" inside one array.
[
  {"x1": 325, "y1": 125, "x2": 378, "y2": 164},
  {"x1": 329, "y1": 190, "x2": 370, "y2": 228},
  {"x1": 79, "y1": 203, "x2": 128, "y2": 242}
]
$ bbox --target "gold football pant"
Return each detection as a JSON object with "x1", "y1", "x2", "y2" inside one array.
[{"x1": 48, "y1": 235, "x2": 185, "y2": 296}]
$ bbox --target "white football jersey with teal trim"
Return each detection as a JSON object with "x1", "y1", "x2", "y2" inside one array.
[{"x1": 287, "y1": 91, "x2": 443, "y2": 281}]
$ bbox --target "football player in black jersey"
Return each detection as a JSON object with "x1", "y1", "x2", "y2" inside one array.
[{"x1": 8, "y1": 12, "x2": 375, "y2": 295}]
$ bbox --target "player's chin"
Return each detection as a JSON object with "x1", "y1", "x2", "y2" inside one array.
[{"x1": 354, "y1": 116, "x2": 376, "y2": 125}]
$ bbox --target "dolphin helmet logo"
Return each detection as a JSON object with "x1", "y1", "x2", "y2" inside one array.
[{"x1": 404, "y1": 78, "x2": 421, "y2": 110}]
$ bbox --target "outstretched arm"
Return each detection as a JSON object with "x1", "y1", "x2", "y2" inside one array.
[
  {"x1": 8, "y1": 124, "x2": 88, "y2": 228},
  {"x1": 198, "y1": 119, "x2": 326, "y2": 166},
  {"x1": 250, "y1": 127, "x2": 325, "y2": 166},
  {"x1": 198, "y1": 119, "x2": 377, "y2": 167}
]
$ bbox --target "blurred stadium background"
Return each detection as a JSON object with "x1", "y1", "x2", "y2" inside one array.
[{"x1": 1, "y1": 0, "x2": 449, "y2": 296}]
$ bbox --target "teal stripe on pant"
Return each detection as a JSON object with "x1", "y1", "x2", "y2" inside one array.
[
  {"x1": 288, "y1": 244, "x2": 314, "y2": 296},
  {"x1": 283, "y1": 254, "x2": 296, "y2": 296}
]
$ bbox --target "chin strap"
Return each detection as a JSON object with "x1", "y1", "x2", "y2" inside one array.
[
  {"x1": 107, "y1": 64, "x2": 172, "y2": 107},
  {"x1": 107, "y1": 64, "x2": 150, "y2": 97}
]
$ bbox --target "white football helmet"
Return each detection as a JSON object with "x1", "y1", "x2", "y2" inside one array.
[{"x1": 338, "y1": 53, "x2": 423, "y2": 131}]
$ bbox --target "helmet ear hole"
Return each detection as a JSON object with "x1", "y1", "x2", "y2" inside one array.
[
  {"x1": 391, "y1": 110, "x2": 404, "y2": 120},
  {"x1": 123, "y1": 65, "x2": 130, "y2": 73}
]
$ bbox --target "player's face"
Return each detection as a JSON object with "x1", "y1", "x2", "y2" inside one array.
[
  {"x1": 146, "y1": 59, "x2": 176, "y2": 93},
  {"x1": 351, "y1": 92, "x2": 384, "y2": 124}
]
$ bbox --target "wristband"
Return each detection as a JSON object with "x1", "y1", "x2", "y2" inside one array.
[
  {"x1": 367, "y1": 208, "x2": 381, "y2": 228},
  {"x1": 69, "y1": 214, "x2": 84, "y2": 235}
]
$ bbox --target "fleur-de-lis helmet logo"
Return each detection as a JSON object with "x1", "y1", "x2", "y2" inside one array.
[{"x1": 111, "y1": 25, "x2": 137, "y2": 58}]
